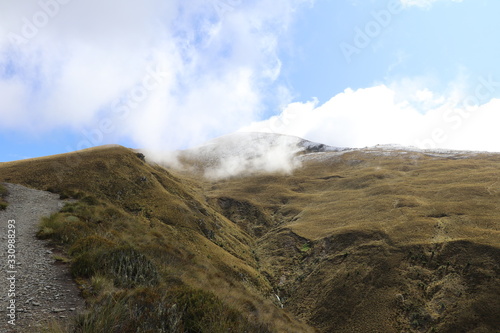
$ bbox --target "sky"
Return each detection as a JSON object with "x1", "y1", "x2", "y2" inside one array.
[{"x1": 1, "y1": 0, "x2": 500, "y2": 162}]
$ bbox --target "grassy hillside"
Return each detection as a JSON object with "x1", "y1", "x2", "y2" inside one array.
[
  {"x1": 0, "y1": 146, "x2": 314, "y2": 332},
  {"x1": 198, "y1": 148, "x2": 500, "y2": 332},
  {"x1": 1, "y1": 144, "x2": 499, "y2": 332}
]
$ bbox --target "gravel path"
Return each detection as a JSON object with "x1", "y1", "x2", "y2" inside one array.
[{"x1": 0, "y1": 183, "x2": 85, "y2": 333}]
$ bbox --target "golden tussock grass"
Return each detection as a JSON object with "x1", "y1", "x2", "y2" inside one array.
[
  {"x1": 0, "y1": 146, "x2": 315, "y2": 332},
  {"x1": 190, "y1": 149, "x2": 500, "y2": 332},
  {"x1": 2, "y1": 145, "x2": 499, "y2": 332}
]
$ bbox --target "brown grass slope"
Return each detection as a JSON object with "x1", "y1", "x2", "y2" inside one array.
[
  {"x1": 0, "y1": 146, "x2": 315, "y2": 332},
  {"x1": 2, "y1": 145, "x2": 500, "y2": 332},
  {"x1": 198, "y1": 149, "x2": 500, "y2": 333}
]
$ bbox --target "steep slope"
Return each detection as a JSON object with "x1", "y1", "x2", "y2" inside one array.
[
  {"x1": 185, "y1": 141, "x2": 500, "y2": 333},
  {"x1": 0, "y1": 145, "x2": 315, "y2": 332},
  {"x1": 1, "y1": 136, "x2": 499, "y2": 332}
]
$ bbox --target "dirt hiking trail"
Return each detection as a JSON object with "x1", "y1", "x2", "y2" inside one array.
[{"x1": 0, "y1": 183, "x2": 85, "y2": 333}]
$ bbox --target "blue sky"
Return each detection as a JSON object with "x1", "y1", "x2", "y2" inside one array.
[
  {"x1": 1, "y1": 0, "x2": 500, "y2": 162},
  {"x1": 282, "y1": 0, "x2": 499, "y2": 103}
]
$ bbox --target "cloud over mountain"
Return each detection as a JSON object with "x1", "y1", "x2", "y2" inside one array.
[
  {"x1": 0, "y1": 0, "x2": 309, "y2": 151},
  {"x1": 242, "y1": 82, "x2": 500, "y2": 152}
]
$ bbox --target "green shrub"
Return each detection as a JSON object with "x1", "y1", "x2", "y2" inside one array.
[
  {"x1": 104, "y1": 247, "x2": 160, "y2": 287},
  {"x1": 60, "y1": 202, "x2": 97, "y2": 222},
  {"x1": 37, "y1": 213, "x2": 64, "y2": 239},
  {"x1": 300, "y1": 242, "x2": 311, "y2": 252},
  {"x1": 72, "y1": 246, "x2": 159, "y2": 288},
  {"x1": 37, "y1": 213, "x2": 92, "y2": 245}
]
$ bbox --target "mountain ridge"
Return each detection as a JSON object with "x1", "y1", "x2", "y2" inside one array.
[{"x1": 0, "y1": 135, "x2": 499, "y2": 332}]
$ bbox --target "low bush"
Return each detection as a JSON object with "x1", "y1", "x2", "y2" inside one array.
[
  {"x1": 71, "y1": 245, "x2": 159, "y2": 288},
  {"x1": 37, "y1": 213, "x2": 92, "y2": 245}
]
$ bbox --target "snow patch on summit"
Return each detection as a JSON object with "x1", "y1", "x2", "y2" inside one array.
[
  {"x1": 179, "y1": 132, "x2": 347, "y2": 179},
  {"x1": 168, "y1": 134, "x2": 494, "y2": 180}
]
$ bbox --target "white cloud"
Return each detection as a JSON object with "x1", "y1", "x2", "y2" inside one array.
[
  {"x1": 193, "y1": 133, "x2": 303, "y2": 179},
  {"x1": 0, "y1": 0, "x2": 309, "y2": 150},
  {"x1": 400, "y1": 0, "x2": 464, "y2": 9},
  {"x1": 241, "y1": 82, "x2": 500, "y2": 152},
  {"x1": 3, "y1": 0, "x2": 494, "y2": 159}
]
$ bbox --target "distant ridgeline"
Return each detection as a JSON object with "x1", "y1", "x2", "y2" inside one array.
[{"x1": 0, "y1": 134, "x2": 498, "y2": 332}]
